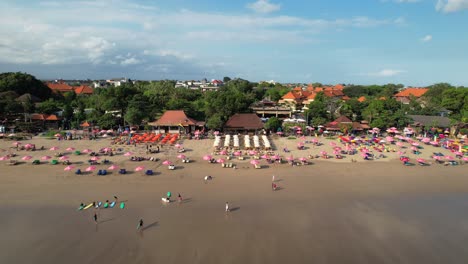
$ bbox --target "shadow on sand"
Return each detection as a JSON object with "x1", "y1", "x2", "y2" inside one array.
[{"x1": 141, "y1": 221, "x2": 158, "y2": 231}]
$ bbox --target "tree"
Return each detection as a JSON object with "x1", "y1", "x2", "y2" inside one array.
[
  {"x1": 0, "y1": 72, "x2": 52, "y2": 100},
  {"x1": 223, "y1": 76, "x2": 231, "y2": 83},
  {"x1": 206, "y1": 113, "x2": 224, "y2": 129},
  {"x1": 306, "y1": 92, "x2": 330, "y2": 126},
  {"x1": 264, "y1": 117, "x2": 281, "y2": 131},
  {"x1": 37, "y1": 99, "x2": 60, "y2": 114}
]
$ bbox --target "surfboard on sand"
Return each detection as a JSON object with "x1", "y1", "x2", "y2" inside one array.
[
  {"x1": 83, "y1": 203, "x2": 93, "y2": 210},
  {"x1": 109, "y1": 201, "x2": 116, "y2": 208},
  {"x1": 77, "y1": 205, "x2": 85, "y2": 211},
  {"x1": 96, "y1": 202, "x2": 102, "y2": 208},
  {"x1": 120, "y1": 202, "x2": 125, "y2": 209},
  {"x1": 104, "y1": 203, "x2": 109, "y2": 208}
]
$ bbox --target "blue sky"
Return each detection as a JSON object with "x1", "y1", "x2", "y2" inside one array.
[{"x1": 0, "y1": 0, "x2": 468, "y2": 86}]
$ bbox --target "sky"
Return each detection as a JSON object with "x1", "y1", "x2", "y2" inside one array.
[{"x1": 1, "y1": 0, "x2": 468, "y2": 86}]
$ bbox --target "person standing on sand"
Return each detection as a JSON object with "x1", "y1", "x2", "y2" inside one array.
[
  {"x1": 138, "y1": 219, "x2": 144, "y2": 230},
  {"x1": 178, "y1": 193, "x2": 183, "y2": 203},
  {"x1": 272, "y1": 175, "x2": 275, "y2": 182},
  {"x1": 93, "y1": 213, "x2": 98, "y2": 224},
  {"x1": 225, "y1": 202, "x2": 230, "y2": 213}
]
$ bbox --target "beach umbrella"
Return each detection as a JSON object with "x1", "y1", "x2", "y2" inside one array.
[
  {"x1": 135, "y1": 166, "x2": 145, "y2": 172},
  {"x1": 311, "y1": 138, "x2": 319, "y2": 143},
  {"x1": 0, "y1": 156, "x2": 9, "y2": 161},
  {"x1": 54, "y1": 133, "x2": 61, "y2": 137},
  {"x1": 445, "y1": 156, "x2": 454, "y2": 161},
  {"x1": 177, "y1": 154, "x2": 186, "y2": 159},
  {"x1": 50, "y1": 146, "x2": 59, "y2": 151},
  {"x1": 329, "y1": 142, "x2": 336, "y2": 147},
  {"x1": 162, "y1": 160, "x2": 172, "y2": 165},
  {"x1": 248, "y1": 150, "x2": 257, "y2": 155},
  {"x1": 411, "y1": 146, "x2": 418, "y2": 151},
  {"x1": 102, "y1": 147, "x2": 112, "y2": 152},
  {"x1": 299, "y1": 157, "x2": 307, "y2": 161},
  {"x1": 82, "y1": 149, "x2": 92, "y2": 153},
  {"x1": 261, "y1": 154, "x2": 269, "y2": 159},
  {"x1": 90, "y1": 156, "x2": 100, "y2": 161},
  {"x1": 396, "y1": 142, "x2": 404, "y2": 147},
  {"x1": 416, "y1": 158, "x2": 426, "y2": 163},
  {"x1": 320, "y1": 151, "x2": 327, "y2": 156},
  {"x1": 108, "y1": 165, "x2": 119, "y2": 170},
  {"x1": 333, "y1": 150, "x2": 340, "y2": 155},
  {"x1": 24, "y1": 143, "x2": 34, "y2": 149},
  {"x1": 107, "y1": 129, "x2": 114, "y2": 133},
  {"x1": 386, "y1": 136, "x2": 394, "y2": 142},
  {"x1": 411, "y1": 142, "x2": 419, "y2": 147},
  {"x1": 454, "y1": 151, "x2": 463, "y2": 156},
  {"x1": 102, "y1": 134, "x2": 108, "y2": 138},
  {"x1": 276, "y1": 131, "x2": 283, "y2": 135},
  {"x1": 422, "y1": 138, "x2": 430, "y2": 143},
  {"x1": 297, "y1": 142, "x2": 304, "y2": 147},
  {"x1": 286, "y1": 155, "x2": 294, "y2": 161},
  {"x1": 22, "y1": 155, "x2": 33, "y2": 161},
  {"x1": 361, "y1": 153, "x2": 368, "y2": 158},
  {"x1": 203, "y1": 155, "x2": 212, "y2": 161},
  {"x1": 123, "y1": 152, "x2": 133, "y2": 156},
  {"x1": 463, "y1": 157, "x2": 468, "y2": 162},
  {"x1": 250, "y1": 159, "x2": 260, "y2": 165},
  {"x1": 233, "y1": 151, "x2": 241, "y2": 156},
  {"x1": 174, "y1": 143, "x2": 182, "y2": 148},
  {"x1": 64, "y1": 165, "x2": 75, "y2": 171},
  {"x1": 433, "y1": 156, "x2": 442, "y2": 161},
  {"x1": 85, "y1": 166, "x2": 96, "y2": 172},
  {"x1": 272, "y1": 154, "x2": 281, "y2": 160},
  {"x1": 59, "y1": 156, "x2": 69, "y2": 161},
  {"x1": 12, "y1": 142, "x2": 21, "y2": 146},
  {"x1": 220, "y1": 150, "x2": 228, "y2": 155},
  {"x1": 217, "y1": 158, "x2": 226, "y2": 163},
  {"x1": 41, "y1": 155, "x2": 52, "y2": 160},
  {"x1": 66, "y1": 147, "x2": 75, "y2": 151}
]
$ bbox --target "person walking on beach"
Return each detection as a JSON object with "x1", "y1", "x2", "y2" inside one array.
[
  {"x1": 137, "y1": 219, "x2": 144, "y2": 230},
  {"x1": 225, "y1": 202, "x2": 230, "y2": 213},
  {"x1": 272, "y1": 175, "x2": 275, "y2": 182},
  {"x1": 178, "y1": 193, "x2": 183, "y2": 203},
  {"x1": 93, "y1": 213, "x2": 98, "y2": 224}
]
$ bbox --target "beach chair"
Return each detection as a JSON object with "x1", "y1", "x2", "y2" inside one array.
[
  {"x1": 145, "y1": 170, "x2": 153, "y2": 175},
  {"x1": 102, "y1": 170, "x2": 107, "y2": 175},
  {"x1": 75, "y1": 169, "x2": 82, "y2": 175},
  {"x1": 32, "y1": 160, "x2": 40, "y2": 165},
  {"x1": 254, "y1": 164, "x2": 261, "y2": 169},
  {"x1": 168, "y1": 165, "x2": 175, "y2": 170},
  {"x1": 97, "y1": 170, "x2": 103, "y2": 175},
  {"x1": 50, "y1": 160, "x2": 58, "y2": 165},
  {"x1": 74, "y1": 151, "x2": 81, "y2": 155},
  {"x1": 8, "y1": 160, "x2": 17, "y2": 165},
  {"x1": 119, "y1": 168, "x2": 127, "y2": 174}
]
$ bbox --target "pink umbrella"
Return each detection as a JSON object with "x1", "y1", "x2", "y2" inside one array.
[
  {"x1": 82, "y1": 149, "x2": 92, "y2": 153},
  {"x1": 311, "y1": 138, "x2": 319, "y2": 143},
  {"x1": 214, "y1": 131, "x2": 220, "y2": 135},
  {"x1": 54, "y1": 133, "x2": 61, "y2": 137},
  {"x1": 454, "y1": 151, "x2": 463, "y2": 156},
  {"x1": 272, "y1": 155, "x2": 280, "y2": 160},
  {"x1": 463, "y1": 157, "x2": 468, "y2": 162},
  {"x1": 108, "y1": 165, "x2": 119, "y2": 170},
  {"x1": 385, "y1": 136, "x2": 394, "y2": 142},
  {"x1": 124, "y1": 152, "x2": 133, "y2": 156},
  {"x1": 177, "y1": 154, "x2": 186, "y2": 159},
  {"x1": 248, "y1": 150, "x2": 257, "y2": 155},
  {"x1": 59, "y1": 156, "x2": 69, "y2": 161},
  {"x1": 41, "y1": 156, "x2": 52, "y2": 160},
  {"x1": 22, "y1": 155, "x2": 33, "y2": 161},
  {"x1": 234, "y1": 151, "x2": 241, "y2": 156},
  {"x1": 85, "y1": 166, "x2": 96, "y2": 171},
  {"x1": 50, "y1": 146, "x2": 59, "y2": 151},
  {"x1": 217, "y1": 158, "x2": 226, "y2": 163},
  {"x1": 24, "y1": 143, "x2": 34, "y2": 149},
  {"x1": 286, "y1": 156, "x2": 294, "y2": 161},
  {"x1": 66, "y1": 147, "x2": 75, "y2": 151},
  {"x1": 333, "y1": 150, "x2": 340, "y2": 155},
  {"x1": 220, "y1": 150, "x2": 228, "y2": 155},
  {"x1": 411, "y1": 142, "x2": 419, "y2": 147},
  {"x1": 411, "y1": 146, "x2": 418, "y2": 151},
  {"x1": 422, "y1": 138, "x2": 431, "y2": 143},
  {"x1": 261, "y1": 154, "x2": 269, "y2": 159},
  {"x1": 320, "y1": 151, "x2": 327, "y2": 156},
  {"x1": 445, "y1": 156, "x2": 454, "y2": 161},
  {"x1": 297, "y1": 142, "x2": 304, "y2": 147},
  {"x1": 90, "y1": 156, "x2": 100, "y2": 161},
  {"x1": 135, "y1": 166, "x2": 145, "y2": 172},
  {"x1": 433, "y1": 156, "x2": 442, "y2": 160},
  {"x1": 276, "y1": 131, "x2": 284, "y2": 135},
  {"x1": 397, "y1": 151, "x2": 405, "y2": 156},
  {"x1": 64, "y1": 165, "x2": 75, "y2": 171},
  {"x1": 250, "y1": 159, "x2": 260, "y2": 165},
  {"x1": 12, "y1": 142, "x2": 21, "y2": 146},
  {"x1": 361, "y1": 153, "x2": 368, "y2": 158},
  {"x1": 329, "y1": 142, "x2": 336, "y2": 147},
  {"x1": 430, "y1": 141, "x2": 439, "y2": 146},
  {"x1": 416, "y1": 158, "x2": 426, "y2": 163},
  {"x1": 0, "y1": 156, "x2": 9, "y2": 161},
  {"x1": 299, "y1": 157, "x2": 307, "y2": 161},
  {"x1": 396, "y1": 142, "x2": 404, "y2": 147},
  {"x1": 203, "y1": 155, "x2": 212, "y2": 161},
  {"x1": 162, "y1": 160, "x2": 172, "y2": 165},
  {"x1": 102, "y1": 147, "x2": 112, "y2": 152},
  {"x1": 174, "y1": 144, "x2": 182, "y2": 148}
]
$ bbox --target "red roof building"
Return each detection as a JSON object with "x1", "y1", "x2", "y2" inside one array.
[
  {"x1": 46, "y1": 81, "x2": 74, "y2": 93},
  {"x1": 74, "y1": 85, "x2": 94, "y2": 95},
  {"x1": 148, "y1": 110, "x2": 203, "y2": 134},
  {"x1": 394, "y1": 88, "x2": 429, "y2": 104},
  {"x1": 224, "y1": 113, "x2": 264, "y2": 131}
]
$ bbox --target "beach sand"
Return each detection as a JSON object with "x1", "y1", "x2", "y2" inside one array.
[{"x1": 1, "y1": 136, "x2": 467, "y2": 264}]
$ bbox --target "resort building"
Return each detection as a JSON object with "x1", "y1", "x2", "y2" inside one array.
[
  {"x1": 224, "y1": 113, "x2": 264, "y2": 133},
  {"x1": 46, "y1": 81, "x2": 74, "y2": 94},
  {"x1": 394, "y1": 88, "x2": 429, "y2": 104},
  {"x1": 148, "y1": 110, "x2": 204, "y2": 134}
]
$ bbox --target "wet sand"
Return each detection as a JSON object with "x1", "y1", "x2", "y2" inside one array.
[{"x1": 1, "y1": 157, "x2": 468, "y2": 264}]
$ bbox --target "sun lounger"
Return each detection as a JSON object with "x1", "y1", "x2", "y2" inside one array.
[
  {"x1": 145, "y1": 170, "x2": 154, "y2": 175},
  {"x1": 168, "y1": 165, "x2": 175, "y2": 170},
  {"x1": 50, "y1": 160, "x2": 58, "y2": 165},
  {"x1": 75, "y1": 169, "x2": 82, "y2": 175},
  {"x1": 32, "y1": 160, "x2": 40, "y2": 165},
  {"x1": 119, "y1": 168, "x2": 127, "y2": 174},
  {"x1": 8, "y1": 160, "x2": 17, "y2": 165},
  {"x1": 254, "y1": 164, "x2": 261, "y2": 169}
]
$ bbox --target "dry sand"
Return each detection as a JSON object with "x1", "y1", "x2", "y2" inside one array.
[{"x1": 1, "y1": 136, "x2": 467, "y2": 264}]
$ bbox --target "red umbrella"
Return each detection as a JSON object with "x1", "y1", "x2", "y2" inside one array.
[
  {"x1": 22, "y1": 155, "x2": 33, "y2": 161},
  {"x1": 41, "y1": 156, "x2": 52, "y2": 160},
  {"x1": 85, "y1": 166, "x2": 96, "y2": 171},
  {"x1": 250, "y1": 159, "x2": 260, "y2": 165},
  {"x1": 64, "y1": 165, "x2": 75, "y2": 171}
]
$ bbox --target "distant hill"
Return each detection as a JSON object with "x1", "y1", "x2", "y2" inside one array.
[{"x1": 0, "y1": 72, "x2": 52, "y2": 100}]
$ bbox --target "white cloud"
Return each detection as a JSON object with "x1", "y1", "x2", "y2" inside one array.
[
  {"x1": 120, "y1": 57, "x2": 140, "y2": 66},
  {"x1": 421, "y1": 35, "x2": 432, "y2": 42},
  {"x1": 436, "y1": 0, "x2": 468, "y2": 13},
  {"x1": 246, "y1": 0, "x2": 281, "y2": 14},
  {"x1": 394, "y1": 0, "x2": 421, "y2": 3},
  {"x1": 373, "y1": 69, "x2": 406, "y2": 77}
]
